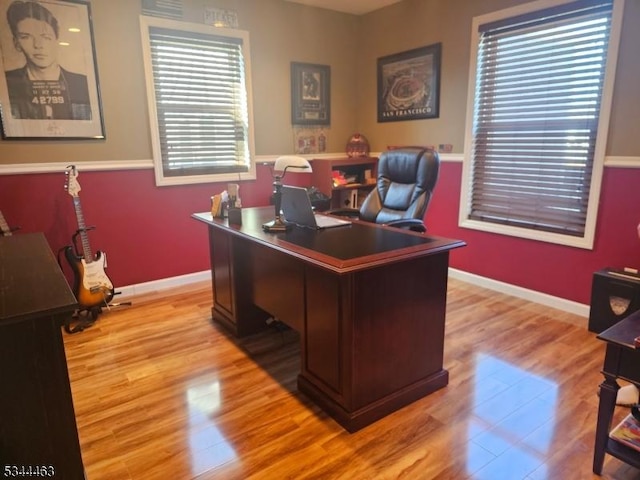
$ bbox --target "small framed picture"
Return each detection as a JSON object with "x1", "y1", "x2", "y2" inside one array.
[
  {"x1": 204, "y1": 7, "x2": 238, "y2": 28},
  {"x1": 291, "y1": 62, "x2": 330, "y2": 125},
  {"x1": 377, "y1": 43, "x2": 441, "y2": 122},
  {"x1": 0, "y1": 0, "x2": 105, "y2": 139}
]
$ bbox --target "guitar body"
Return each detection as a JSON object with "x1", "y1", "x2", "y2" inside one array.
[{"x1": 64, "y1": 247, "x2": 115, "y2": 309}]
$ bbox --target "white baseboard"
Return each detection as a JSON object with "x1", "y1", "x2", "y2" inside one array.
[
  {"x1": 113, "y1": 267, "x2": 590, "y2": 318},
  {"x1": 116, "y1": 270, "x2": 211, "y2": 300},
  {"x1": 449, "y1": 268, "x2": 590, "y2": 318}
]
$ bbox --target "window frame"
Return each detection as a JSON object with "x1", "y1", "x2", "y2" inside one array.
[
  {"x1": 139, "y1": 15, "x2": 257, "y2": 186},
  {"x1": 459, "y1": 0, "x2": 625, "y2": 249}
]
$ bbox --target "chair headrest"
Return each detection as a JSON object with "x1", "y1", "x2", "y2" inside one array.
[{"x1": 378, "y1": 147, "x2": 440, "y2": 191}]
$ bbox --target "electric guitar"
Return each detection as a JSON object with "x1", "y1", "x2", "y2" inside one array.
[{"x1": 64, "y1": 165, "x2": 115, "y2": 310}]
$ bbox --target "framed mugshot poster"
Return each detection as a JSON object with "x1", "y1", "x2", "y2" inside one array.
[{"x1": 0, "y1": 0, "x2": 105, "y2": 139}]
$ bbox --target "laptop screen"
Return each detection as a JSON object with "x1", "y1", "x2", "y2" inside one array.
[{"x1": 281, "y1": 185, "x2": 350, "y2": 229}]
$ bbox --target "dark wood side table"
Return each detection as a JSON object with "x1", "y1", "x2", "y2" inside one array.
[
  {"x1": 593, "y1": 309, "x2": 640, "y2": 474},
  {"x1": 0, "y1": 233, "x2": 85, "y2": 478}
]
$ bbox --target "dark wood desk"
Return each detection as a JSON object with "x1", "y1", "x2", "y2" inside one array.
[
  {"x1": 193, "y1": 207, "x2": 465, "y2": 432},
  {"x1": 0, "y1": 233, "x2": 84, "y2": 478},
  {"x1": 594, "y1": 310, "x2": 640, "y2": 473}
]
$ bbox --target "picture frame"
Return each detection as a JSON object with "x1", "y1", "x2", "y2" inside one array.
[
  {"x1": 291, "y1": 62, "x2": 330, "y2": 125},
  {"x1": 0, "y1": 0, "x2": 105, "y2": 139},
  {"x1": 377, "y1": 43, "x2": 441, "y2": 122},
  {"x1": 204, "y1": 7, "x2": 238, "y2": 28}
]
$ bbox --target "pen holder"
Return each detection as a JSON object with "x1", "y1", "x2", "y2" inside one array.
[{"x1": 228, "y1": 207, "x2": 242, "y2": 225}]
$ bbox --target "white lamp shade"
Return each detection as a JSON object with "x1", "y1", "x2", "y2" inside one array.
[{"x1": 273, "y1": 155, "x2": 312, "y2": 174}]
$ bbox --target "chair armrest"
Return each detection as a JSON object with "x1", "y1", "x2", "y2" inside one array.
[
  {"x1": 325, "y1": 207, "x2": 360, "y2": 218},
  {"x1": 386, "y1": 219, "x2": 426, "y2": 233}
]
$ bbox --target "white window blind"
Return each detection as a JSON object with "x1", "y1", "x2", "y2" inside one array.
[
  {"x1": 141, "y1": 17, "x2": 254, "y2": 185},
  {"x1": 467, "y1": 0, "x2": 614, "y2": 239}
]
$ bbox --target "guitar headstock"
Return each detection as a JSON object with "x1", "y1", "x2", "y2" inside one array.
[{"x1": 65, "y1": 165, "x2": 81, "y2": 197}]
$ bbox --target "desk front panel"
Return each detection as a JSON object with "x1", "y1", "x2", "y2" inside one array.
[{"x1": 251, "y1": 242, "x2": 305, "y2": 333}]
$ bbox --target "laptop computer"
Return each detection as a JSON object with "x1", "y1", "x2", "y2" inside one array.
[{"x1": 281, "y1": 185, "x2": 351, "y2": 229}]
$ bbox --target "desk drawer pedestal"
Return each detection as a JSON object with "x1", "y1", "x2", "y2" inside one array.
[
  {"x1": 209, "y1": 228, "x2": 270, "y2": 336},
  {"x1": 291, "y1": 252, "x2": 450, "y2": 432}
]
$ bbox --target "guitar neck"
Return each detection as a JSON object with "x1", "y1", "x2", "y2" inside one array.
[{"x1": 73, "y1": 197, "x2": 94, "y2": 262}]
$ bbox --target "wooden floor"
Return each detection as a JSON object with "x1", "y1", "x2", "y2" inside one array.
[{"x1": 63, "y1": 278, "x2": 640, "y2": 480}]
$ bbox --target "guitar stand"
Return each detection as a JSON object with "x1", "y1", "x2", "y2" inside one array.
[
  {"x1": 103, "y1": 291, "x2": 133, "y2": 312},
  {"x1": 65, "y1": 308, "x2": 100, "y2": 334}
]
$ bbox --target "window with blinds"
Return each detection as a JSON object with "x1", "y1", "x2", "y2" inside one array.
[
  {"x1": 140, "y1": 16, "x2": 255, "y2": 186},
  {"x1": 460, "y1": 0, "x2": 623, "y2": 249}
]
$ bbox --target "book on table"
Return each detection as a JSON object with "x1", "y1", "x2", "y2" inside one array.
[{"x1": 610, "y1": 413, "x2": 640, "y2": 451}]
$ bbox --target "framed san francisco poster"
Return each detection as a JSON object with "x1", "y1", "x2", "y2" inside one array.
[{"x1": 377, "y1": 43, "x2": 441, "y2": 122}]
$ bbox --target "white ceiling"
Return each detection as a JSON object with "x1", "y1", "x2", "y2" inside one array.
[{"x1": 284, "y1": 0, "x2": 403, "y2": 16}]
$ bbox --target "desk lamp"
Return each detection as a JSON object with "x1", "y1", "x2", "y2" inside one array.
[{"x1": 262, "y1": 155, "x2": 312, "y2": 232}]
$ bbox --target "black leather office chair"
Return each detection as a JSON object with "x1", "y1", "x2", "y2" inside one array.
[{"x1": 331, "y1": 147, "x2": 440, "y2": 232}]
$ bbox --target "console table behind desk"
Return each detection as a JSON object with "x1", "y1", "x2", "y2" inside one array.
[
  {"x1": 193, "y1": 207, "x2": 465, "y2": 432},
  {"x1": 594, "y1": 309, "x2": 640, "y2": 474},
  {"x1": 0, "y1": 233, "x2": 84, "y2": 478}
]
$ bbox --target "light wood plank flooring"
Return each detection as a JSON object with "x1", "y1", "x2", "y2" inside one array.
[{"x1": 63, "y1": 278, "x2": 640, "y2": 479}]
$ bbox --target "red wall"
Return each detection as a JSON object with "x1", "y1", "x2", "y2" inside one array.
[
  {"x1": 0, "y1": 164, "x2": 307, "y2": 289},
  {"x1": 1, "y1": 162, "x2": 637, "y2": 305},
  {"x1": 428, "y1": 163, "x2": 640, "y2": 305}
]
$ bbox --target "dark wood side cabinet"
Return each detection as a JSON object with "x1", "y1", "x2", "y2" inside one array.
[
  {"x1": 0, "y1": 233, "x2": 85, "y2": 479},
  {"x1": 310, "y1": 156, "x2": 378, "y2": 210}
]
